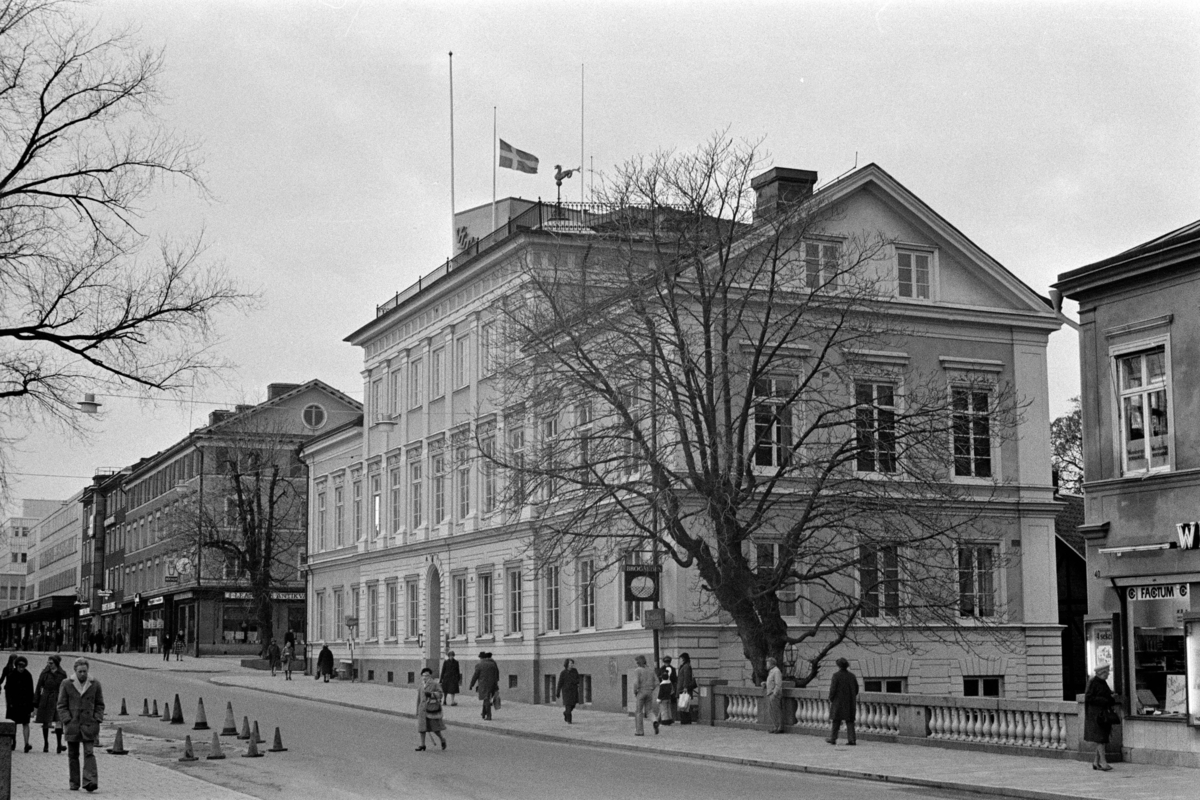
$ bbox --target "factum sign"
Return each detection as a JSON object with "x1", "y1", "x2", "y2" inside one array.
[{"x1": 1127, "y1": 584, "x2": 1189, "y2": 602}]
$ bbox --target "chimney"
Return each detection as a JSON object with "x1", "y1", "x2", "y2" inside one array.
[
  {"x1": 750, "y1": 167, "x2": 818, "y2": 221},
  {"x1": 267, "y1": 383, "x2": 301, "y2": 400},
  {"x1": 208, "y1": 409, "x2": 234, "y2": 427}
]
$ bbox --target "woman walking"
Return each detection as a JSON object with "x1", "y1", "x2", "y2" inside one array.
[
  {"x1": 439, "y1": 651, "x2": 461, "y2": 706},
  {"x1": 281, "y1": 641, "x2": 295, "y2": 680},
  {"x1": 1084, "y1": 664, "x2": 1118, "y2": 771},
  {"x1": 764, "y1": 656, "x2": 785, "y2": 733},
  {"x1": 415, "y1": 667, "x2": 447, "y2": 751},
  {"x1": 5, "y1": 655, "x2": 35, "y2": 751},
  {"x1": 556, "y1": 659, "x2": 580, "y2": 723},
  {"x1": 34, "y1": 655, "x2": 67, "y2": 752}
]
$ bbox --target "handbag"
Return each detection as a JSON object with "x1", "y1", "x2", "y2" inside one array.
[
  {"x1": 1101, "y1": 708, "x2": 1121, "y2": 726},
  {"x1": 677, "y1": 691, "x2": 691, "y2": 711},
  {"x1": 425, "y1": 695, "x2": 442, "y2": 715},
  {"x1": 492, "y1": 691, "x2": 501, "y2": 709}
]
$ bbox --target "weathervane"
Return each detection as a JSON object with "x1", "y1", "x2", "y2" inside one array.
[{"x1": 554, "y1": 164, "x2": 580, "y2": 206}]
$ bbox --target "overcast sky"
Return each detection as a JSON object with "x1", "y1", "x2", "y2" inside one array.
[{"x1": 6, "y1": 0, "x2": 1199, "y2": 513}]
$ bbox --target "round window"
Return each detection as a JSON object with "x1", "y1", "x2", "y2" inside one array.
[{"x1": 302, "y1": 403, "x2": 327, "y2": 430}]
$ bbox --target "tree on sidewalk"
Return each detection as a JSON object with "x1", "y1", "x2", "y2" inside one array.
[
  {"x1": 484, "y1": 134, "x2": 1020, "y2": 684},
  {"x1": 0, "y1": 0, "x2": 247, "y2": 489}
]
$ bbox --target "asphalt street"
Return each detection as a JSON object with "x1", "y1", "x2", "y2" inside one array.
[{"x1": 92, "y1": 662, "x2": 993, "y2": 800}]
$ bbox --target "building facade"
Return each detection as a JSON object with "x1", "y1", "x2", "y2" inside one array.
[
  {"x1": 305, "y1": 163, "x2": 1065, "y2": 709},
  {"x1": 2, "y1": 493, "x2": 84, "y2": 650},
  {"x1": 0, "y1": 499, "x2": 58, "y2": 619},
  {"x1": 1055, "y1": 219, "x2": 1200, "y2": 766}
]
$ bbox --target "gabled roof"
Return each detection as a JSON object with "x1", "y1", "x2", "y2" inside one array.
[
  {"x1": 1055, "y1": 217, "x2": 1200, "y2": 297},
  {"x1": 200, "y1": 379, "x2": 360, "y2": 436}
]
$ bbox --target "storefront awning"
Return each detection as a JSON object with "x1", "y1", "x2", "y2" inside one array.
[{"x1": 0, "y1": 595, "x2": 79, "y2": 623}]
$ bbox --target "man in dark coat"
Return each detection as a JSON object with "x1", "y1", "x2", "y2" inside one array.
[
  {"x1": 556, "y1": 658, "x2": 581, "y2": 723},
  {"x1": 468, "y1": 652, "x2": 500, "y2": 720},
  {"x1": 316, "y1": 643, "x2": 335, "y2": 682},
  {"x1": 439, "y1": 650, "x2": 462, "y2": 706},
  {"x1": 4, "y1": 656, "x2": 35, "y2": 751},
  {"x1": 826, "y1": 657, "x2": 859, "y2": 745},
  {"x1": 57, "y1": 657, "x2": 105, "y2": 792}
]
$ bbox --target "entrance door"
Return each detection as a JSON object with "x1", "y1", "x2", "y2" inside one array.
[{"x1": 427, "y1": 568, "x2": 442, "y2": 670}]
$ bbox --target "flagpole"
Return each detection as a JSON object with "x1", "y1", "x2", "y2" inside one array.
[
  {"x1": 449, "y1": 51, "x2": 456, "y2": 257},
  {"x1": 580, "y1": 64, "x2": 585, "y2": 205},
  {"x1": 492, "y1": 107, "x2": 498, "y2": 231}
]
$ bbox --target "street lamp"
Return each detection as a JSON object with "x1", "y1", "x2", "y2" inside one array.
[{"x1": 78, "y1": 394, "x2": 102, "y2": 414}]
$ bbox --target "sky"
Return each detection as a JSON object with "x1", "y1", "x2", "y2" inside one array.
[{"x1": 5, "y1": 0, "x2": 1199, "y2": 513}]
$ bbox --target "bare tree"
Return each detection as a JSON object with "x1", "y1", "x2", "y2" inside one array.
[
  {"x1": 485, "y1": 134, "x2": 1021, "y2": 684},
  {"x1": 1050, "y1": 396, "x2": 1083, "y2": 493},
  {"x1": 0, "y1": 0, "x2": 248, "y2": 486}
]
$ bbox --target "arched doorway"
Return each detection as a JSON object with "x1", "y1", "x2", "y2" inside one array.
[{"x1": 427, "y1": 567, "x2": 442, "y2": 670}]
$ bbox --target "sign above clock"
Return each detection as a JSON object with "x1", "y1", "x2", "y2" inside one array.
[{"x1": 624, "y1": 566, "x2": 661, "y2": 603}]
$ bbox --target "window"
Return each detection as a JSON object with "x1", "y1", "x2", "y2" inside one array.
[
  {"x1": 544, "y1": 565, "x2": 560, "y2": 632},
  {"x1": 864, "y1": 678, "x2": 906, "y2": 693},
  {"x1": 454, "y1": 575, "x2": 468, "y2": 637},
  {"x1": 480, "y1": 428, "x2": 497, "y2": 514},
  {"x1": 316, "y1": 491, "x2": 327, "y2": 550},
  {"x1": 431, "y1": 347, "x2": 445, "y2": 398},
  {"x1": 579, "y1": 559, "x2": 596, "y2": 629},
  {"x1": 369, "y1": 473, "x2": 382, "y2": 540},
  {"x1": 371, "y1": 379, "x2": 384, "y2": 423},
  {"x1": 454, "y1": 335, "x2": 469, "y2": 388},
  {"x1": 1118, "y1": 345, "x2": 1170, "y2": 473},
  {"x1": 316, "y1": 592, "x2": 325, "y2": 640},
  {"x1": 333, "y1": 589, "x2": 344, "y2": 639},
  {"x1": 334, "y1": 486, "x2": 345, "y2": 547},
  {"x1": 754, "y1": 377, "x2": 794, "y2": 468},
  {"x1": 952, "y1": 387, "x2": 992, "y2": 478},
  {"x1": 576, "y1": 403, "x2": 593, "y2": 467},
  {"x1": 958, "y1": 543, "x2": 997, "y2": 618},
  {"x1": 478, "y1": 572, "x2": 494, "y2": 636},
  {"x1": 408, "y1": 358, "x2": 424, "y2": 408},
  {"x1": 481, "y1": 323, "x2": 495, "y2": 376},
  {"x1": 456, "y1": 442, "x2": 471, "y2": 519},
  {"x1": 367, "y1": 584, "x2": 379, "y2": 639},
  {"x1": 859, "y1": 543, "x2": 899, "y2": 618},
  {"x1": 755, "y1": 544, "x2": 797, "y2": 617},
  {"x1": 508, "y1": 422, "x2": 526, "y2": 507},
  {"x1": 539, "y1": 414, "x2": 559, "y2": 501},
  {"x1": 897, "y1": 249, "x2": 931, "y2": 299},
  {"x1": 963, "y1": 676, "x2": 1002, "y2": 697},
  {"x1": 390, "y1": 467, "x2": 403, "y2": 538},
  {"x1": 406, "y1": 580, "x2": 419, "y2": 639},
  {"x1": 431, "y1": 443, "x2": 447, "y2": 525},
  {"x1": 804, "y1": 241, "x2": 840, "y2": 290},
  {"x1": 507, "y1": 567, "x2": 523, "y2": 633},
  {"x1": 302, "y1": 403, "x2": 327, "y2": 429},
  {"x1": 390, "y1": 369, "x2": 403, "y2": 416},
  {"x1": 409, "y1": 452, "x2": 423, "y2": 529},
  {"x1": 352, "y1": 478, "x2": 363, "y2": 541},
  {"x1": 386, "y1": 583, "x2": 398, "y2": 638},
  {"x1": 855, "y1": 382, "x2": 897, "y2": 473}
]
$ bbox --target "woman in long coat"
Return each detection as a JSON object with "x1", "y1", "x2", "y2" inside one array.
[
  {"x1": 1084, "y1": 664, "x2": 1117, "y2": 771},
  {"x1": 556, "y1": 659, "x2": 580, "y2": 723},
  {"x1": 316, "y1": 643, "x2": 335, "y2": 683},
  {"x1": 763, "y1": 657, "x2": 785, "y2": 733},
  {"x1": 439, "y1": 651, "x2": 462, "y2": 706},
  {"x1": 4, "y1": 655, "x2": 36, "y2": 751},
  {"x1": 34, "y1": 654, "x2": 67, "y2": 752},
  {"x1": 415, "y1": 667, "x2": 446, "y2": 751}
]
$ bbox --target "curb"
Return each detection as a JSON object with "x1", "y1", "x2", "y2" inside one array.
[{"x1": 205, "y1": 677, "x2": 1107, "y2": 800}]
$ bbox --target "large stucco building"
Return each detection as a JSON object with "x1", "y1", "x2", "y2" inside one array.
[{"x1": 303, "y1": 163, "x2": 1065, "y2": 709}]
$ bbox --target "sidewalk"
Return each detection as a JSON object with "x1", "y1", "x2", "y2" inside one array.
[
  {"x1": 210, "y1": 671, "x2": 1194, "y2": 800},
  {"x1": 74, "y1": 650, "x2": 252, "y2": 674}
]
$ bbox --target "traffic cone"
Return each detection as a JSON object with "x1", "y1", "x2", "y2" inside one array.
[
  {"x1": 241, "y1": 735, "x2": 264, "y2": 758},
  {"x1": 220, "y1": 702, "x2": 238, "y2": 736},
  {"x1": 268, "y1": 726, "x2": 287, "y2": 752},
  {"x1": 206, "y1": 731, "x2": 226, "y2": 760},
  {"x1": 178, "y1": 735, "x2": 198, "y2": 762},
  {"x1": 162, "y1": 699, "x2": 171, "y2": 722},
  {"x1": 106, "y1": 727, "x2": 129, "y2": 755},
  {"x1": 119, "y1": 698, "x2": 129, "y2": 716},
  {"x1": 238, "y1": 716, "x2": 251, "y2": 740},
  {"x1": 252, "y1": 720, "x2": 265, "y2": 744},
  {"x1": 140, "y1": 698, "x2": 150, "y2": 717},
  {"x1": 150, "y1": 699, "x2": 159, "y2": 718},
  {"x1": 193, "y1": 698, "x2": 209, "y2": 730},
  {"x1": 170, "y1": 693, "x2": 185, "y2": 724}
]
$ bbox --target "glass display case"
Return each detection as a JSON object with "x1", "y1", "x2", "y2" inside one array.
[
  {"x1": 1085, "y1": 618, "x2": 1115, "y2": 688},
  {"x1": 1184, "y1": 613, "x2": 1200, "y2": 727}
]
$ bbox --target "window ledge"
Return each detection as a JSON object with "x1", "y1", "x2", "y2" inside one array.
[
  {"x1": 504, "y1": 632, "x2": 524, "y2": 641},
  {"x1": 474, "y1": 635, "x2": 495, "y2": 643}
]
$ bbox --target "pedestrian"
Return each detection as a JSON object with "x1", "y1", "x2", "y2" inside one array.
[
  {"x1": 764, "y1": 656, "x2": 785, "y2": 733},
  {"x1": 282, "y1": 641, "x2": 295, "y2": 680},
  {"x1": 0, "y1": 653, "x2": 17, "y2": 690},
  {"x1": 556, "y1": 658, "x2": 580, "y2": 723},
  {"x1": 283, "y1": 628, "x2": 296, "y2": 651},
  {"x1": 657, "y1": 655, "x2": 678, "y2": 725},
  {"x1": 34, "y1": 654, "x2": 68, "y2": 753},
  {"x1": 1084, "y1": 664, "x2": 1118, "y2": 771},
  {"x1": 103, "y1": 632, "x2": 113, "y2": 653},
  {"x1": 826, "y1": 657, "x2": 858, "y2": 745},
  {"x1": 174, "y1": 633, "x2": 185, "y2": 661},
  {"x1": 57, "y1": 657, "x2": 104, "y2": 793},
  {"x1": 632, "y1": 654, "x2": 659, "y2": 736},
  {"x1": 114, "y1": 631, "x2": 124, "y2": 654},
  {"x1": 267, "y1": 639, "x2": 281, "y2": 676},
  {"x1": 415, "y1": 667, "x2": 447, "y2": 751},
  {"x1": 468, "y1": 651, "x2": 499, "y2": 720},
  {"x1": 5, "y1": 655, "x2": 35, "y2": 751},
  {"x1": 677, "y1": 652, "x2": 698, "y2": 724},
  {"x1": 162, "y1": 632, "x2": 172, "y2": 661},
  {"x1": 439, "y1": 650, "x2": 461, "y2": 706},
  {"x1": 317, "y1": 642, "x2": 334, "y2": 682}
]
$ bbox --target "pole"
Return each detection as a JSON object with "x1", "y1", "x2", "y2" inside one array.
[
  {"x1": 580, "y1": 64, "x2": 585, "y2": 204},
  {"x1": 449, "y1": 52, "x2": 456, "y2": 256},
  {"x1": 492, "y1": 106, "x2": 498, "y2": 231},
  {"x1": 195, "y1": 447, "x2": 203, "y2": 657},
  {"x1": 650, "y1": 348, "x2": 660, "y2": 669}
]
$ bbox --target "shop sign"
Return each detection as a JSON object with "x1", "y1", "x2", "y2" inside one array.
[
  {"x1": 224, "y1": 591, "x2": 305, "y2": 601},
  {"x1": 101, "y1": 601, "x2": 116, "y2": 612},
  {"x1": 225, "y1": 592, "x2": 252, "y2": 600},
  {"x1": 175, "y1": 591, "x2": 194, "y2": 601},
  {"x1": 78, "y1": 607, "x2": 92, "y2": 617},
  {"x1": 146, "y1": 596, "x2": 164, "y2": 607},
  {"x1": 1177, "y1": 522, "x2": 1200, "y2": 550},
  {"x1": 1126, "y1": 584, "x2": 1189, "y2": 601}
]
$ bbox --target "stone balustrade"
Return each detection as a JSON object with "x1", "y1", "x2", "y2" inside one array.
[{"x1": 701, "y1": 682, "x2": 1091, "y2": 761}]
